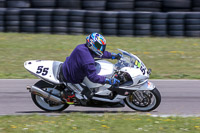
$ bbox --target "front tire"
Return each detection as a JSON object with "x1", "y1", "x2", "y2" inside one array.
[
  {"x1": 125, "y1": 88, "x2": 161, "y2": 112},
  {"x1": 31, "y1": 80, "x2": 69, "y2": 112}
]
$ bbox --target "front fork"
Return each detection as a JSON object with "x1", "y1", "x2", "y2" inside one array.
[
  {"x1": 132, "y1": 91, "x2": 146, "y2": 102},
  {"x1": 128, "y1": 81, "x2": 155, "y2": 102}
]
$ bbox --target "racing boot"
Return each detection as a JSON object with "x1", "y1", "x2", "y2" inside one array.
[{"x1": 61, "y1": 89, "x2": 75, "y2": 105}]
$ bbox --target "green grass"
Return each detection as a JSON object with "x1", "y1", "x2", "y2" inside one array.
[
  {"x1": 0, "y1": 32, "x2": 200, "y2": 79},
  {"x1": 0, "y1": 113, "x2": 200, "y2": 133}
]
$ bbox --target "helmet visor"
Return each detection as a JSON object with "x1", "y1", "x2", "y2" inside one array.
[{"x1": 95, "y1": 41, "x2": 106, "y2": 53}]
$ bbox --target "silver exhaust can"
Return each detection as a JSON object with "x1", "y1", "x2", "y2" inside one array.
[{"x1": 30, "y1": 85, "x2": 64, "y2": 104}]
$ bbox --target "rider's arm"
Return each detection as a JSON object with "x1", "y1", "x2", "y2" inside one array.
[
  {"x1": 95, "y1": 51, "x2": 121, "y2": 60},
  {"x1": 102, "y1": 51, "x2": 112, "y2": 59},
  {"x1": 83, "y1": 63, "x2": 106, "y2": 84},
  {"x1": 94, "y1": 51, "x2": 112, "y2": 59}
]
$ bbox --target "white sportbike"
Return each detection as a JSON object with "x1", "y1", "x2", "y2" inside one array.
[{"x1": 24, "y1": 49, "x2": 161, "y2": 112}]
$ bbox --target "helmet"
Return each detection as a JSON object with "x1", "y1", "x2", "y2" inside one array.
[{"x1": 86, "y1": 33, "x2": 106, "y2": 56}]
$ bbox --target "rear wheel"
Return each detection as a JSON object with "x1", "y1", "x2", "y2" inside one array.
[
  {"x1": 31, "y1": 80, "x2": 69, "y2": 112},
  {"x1": 125, "y1": 88, "x2": 161, "y2": 112}
]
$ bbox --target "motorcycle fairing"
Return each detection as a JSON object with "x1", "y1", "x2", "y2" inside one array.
[
  {"x1": 119, "y1": 81, "x2": 155, "y2": 91},
  {"x1": 82, "y1": 60, "x2": 114, "y2": 89},
  {"x1": 24, "y1": 60, "x2": 63, "y2": 84},
  {"x1": 95, "y1": 60, "x2": 114, "y2": 77}
]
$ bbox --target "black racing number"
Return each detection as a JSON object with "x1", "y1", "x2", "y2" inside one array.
[
  {"x1": 140, "y1": 66, "x2": 145, "y2": 75},
  {"x1": 36, "y1": 66, "x2": 43, "y2": 74},
  {"x1": 36, "y1": 66, "x2": 49, "y2": 76},
  {"x1": 42, "y1": 68, "x2": 49, "y2": 76}
]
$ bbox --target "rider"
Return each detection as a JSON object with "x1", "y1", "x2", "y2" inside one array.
[{"x1": 60, "y1": 33, "x2": 122, "y2": 103}]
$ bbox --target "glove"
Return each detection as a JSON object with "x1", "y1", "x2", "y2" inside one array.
[
  {"x1": 111, "y1": 53, "x2": 122, "y2": 60},
  {"x1": 105, "y1": 78, "x2": 120, "y2": 86}
]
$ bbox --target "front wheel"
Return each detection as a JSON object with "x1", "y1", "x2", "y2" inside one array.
[
  {"x1": 125, "y1": 88, "x2": 161, "y2": 112},
  {"x1": 31, "y1": 80, "x2": 69, "y2": 112}
]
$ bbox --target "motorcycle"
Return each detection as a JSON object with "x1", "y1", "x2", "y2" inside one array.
[{"x1": 24, "y1": 49, "x2": 161, "y2": 112}]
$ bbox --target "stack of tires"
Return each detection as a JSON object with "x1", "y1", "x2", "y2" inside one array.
[
  {"x1": 20, "y1": 9, "x2": 36, "y2": 33},
  {"x1": 101, "y1": 11, "x2": 118, "y2": 36},
  {"x1": 192, "y1": 0, "x2": 200, "y2": 11},
  {"x1": 162, "y1": 0, "x2": 191, "y2": 12},
  {"x1": 118, "y1": 11, "x2": 134, "y2": 36},
  {"x1": 6, "y1": 0, "x2": 30, "y2": 8},
  {"x1": 134, "y1": 12, "x2": 152, "y2": 36},
  {"x1": 82, "y1": 0, "x2": 106, "y2": 11},
  {"x1": 134, "y1": 0, "x2": 161, "y2": 12},
  {"x1": 168, "y1": 12, "x2": 185, "y2": 37},
  {"x1": 152, "y1": 12, "x2": 168, "y2": 36},
  {"x1": 0, "y1": 0, "x2": 5, "y2": 7},
  {"x1": 36, "y1": 9, "x2": 52, "y2": 34},
  {"x1": 68, "y1": 10, "x2": 85, "y2": 35},
  {"x1": 52, "y1": 9, "x2": 69, "y2": 34},
  {"x1": 84, "y1": 11, "x2": 101, "y2": 34},
  {"x1": 5, "y1": 8, "x2": 20, "y2": 32},
  {"x1": 57, "y1": 0, "x2": 81, "y2": 9},
  {"x1": 185, "y1": 12, "x2": 200, "y2": 37},
  {"x1": 1, "y1": 0, "x2": 200, "y2": 12},
  {"x1": 106, "y1": 0, "x2": 134, "y2": 11},
  {"x1": 0, "y1": 8, "x2": 5, "y2": 32},
  {"x1": 31, "y1": 0, "x2": 56, "y2": 8}
]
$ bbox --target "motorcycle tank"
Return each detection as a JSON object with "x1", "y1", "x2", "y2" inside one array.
[{"x1": 83, "y1": 60, "x2": 114, "y2": 88}]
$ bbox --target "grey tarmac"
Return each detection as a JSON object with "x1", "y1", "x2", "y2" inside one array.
[{"x1": 0, "y1": 79, "x2": 200, "y2": 116}]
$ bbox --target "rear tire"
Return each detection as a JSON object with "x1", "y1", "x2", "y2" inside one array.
[
  {"x1": 125, "y1": 88, "x2": 161, "y2": 112},
  {"x1": 31, "y1": 80, "x2": 69, "y2": 112}
]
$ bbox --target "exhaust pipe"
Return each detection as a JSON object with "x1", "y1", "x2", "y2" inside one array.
[{"x1": 27, "y1": 85, "x2": 64, "y2": 104}]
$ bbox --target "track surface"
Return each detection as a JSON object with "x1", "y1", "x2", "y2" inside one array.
[{"x1": 0, "y1": 79, "x2": 200, "y2": 116}]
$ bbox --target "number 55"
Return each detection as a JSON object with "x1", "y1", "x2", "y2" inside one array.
[{"x1": 36, "y1": 66, "x2": 49, "y2": 76}]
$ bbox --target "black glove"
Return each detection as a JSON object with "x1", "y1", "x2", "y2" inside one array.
[
  {"x1": 111, "y1": 53, "x2": 122, "y2": 60},
  {"x1": 105, "y1": 78, "x2": 120, "y2": 86}
]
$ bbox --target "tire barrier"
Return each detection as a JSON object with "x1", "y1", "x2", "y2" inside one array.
[
  {"x1": 135, "y1": 0, "x2": 161, "y2": 12},
  {"x1": 6, "y1": 0, "x2": 30, "y2": 8},
  {"x1": 192, "y1": 0, "x2": 200, "y2": 11},
  {"x1": 0, "y1": 8, "x2": 200, "y2": 37},
  {"x1": 152, "y1": 12, "x2": 168, "y2": 36},
  {"x1": 0, "y1": 8, "x2": 5, "y2": 32},
  {"x1": 102, "y1": 11, "x2": 118, "y2": 35},
  {"x1": 106, "y1": 0, "x2": 135, "y2": 11},
  {"x1": 168, "y1": 12, "x2": 185, "y2": 36},
  {"x1": 82, "y1": 0, "x2": 106, "y2": 11},
  {"x1": 31, "y1": 0, "x2": 56, "y2": 8},
  {"x1": 68, "y1": 10, "x2": 85, "y2": 35},
  {"x1": 36, "y1": 9, "x2": 53, "y2": 34},
  {"x1": 57, "y1": 0, "x2": 81, "y2": 9},
  {"x1": 162, "y1": 0, "x2": 191, "y2": 12},
  {"x1": 118, "y1": 11, "x2": 134, "y2": 36},
  {"x1": 185, "y1": 12, "x2": 200, "y2": 37},
  {"x1": 84, "y1": 10, "x2": 102, "y2": 34},
  {"x1": 5, "y1": 8, "x2": 20, "y2": 32},
  {"x1": 52, "y1": 9, "x2": 69, "y2": 34},
  {"x1": 0, "y1": 0, "x2": 5, "y2": 8},
  {"x1": 0, "y1": 0, "x2": 200, "y2": 12},
  {"x1": 135, "y1": 12, "x2": 152, "y2": 36},
  {"x1": 20, "y1": 8, "x2": 36, "y2": 33}
]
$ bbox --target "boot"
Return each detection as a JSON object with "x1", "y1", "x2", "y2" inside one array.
[{"x1": 61, "y1": 89, "x2": 75, "y2": 105}]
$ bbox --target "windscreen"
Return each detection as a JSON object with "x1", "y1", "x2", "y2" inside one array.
[{"x1": 115, "y1": 49, "x2": 147, "y2": 75}]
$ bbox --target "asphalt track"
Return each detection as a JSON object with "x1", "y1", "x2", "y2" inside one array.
[{"x1": 0, "y1": 79, "x2": 200, "y2": 116}]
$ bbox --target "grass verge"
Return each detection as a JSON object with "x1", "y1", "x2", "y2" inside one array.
[
  {"x1": 0, "y1": 113, "x2": 200, "y2": 133},
  {"x1": 0, "y1": 32, "x2": 200, "y2": 79}
]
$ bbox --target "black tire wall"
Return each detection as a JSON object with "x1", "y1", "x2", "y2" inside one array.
[
  {"x1": 0, "y1": 0, "x2": 199, "y2": 12},
  {"x1": 0, "y1": 0, "x2": 200, "y2": 37}
]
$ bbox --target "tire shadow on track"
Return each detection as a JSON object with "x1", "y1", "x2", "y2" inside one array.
[{"x1": 16, "y1": 110, "x2": 158, "y2": 114}]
